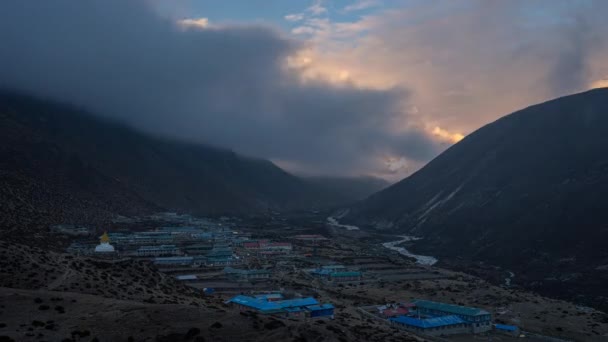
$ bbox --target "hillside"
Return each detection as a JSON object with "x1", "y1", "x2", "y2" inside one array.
[
  {"x1": 0, "y1": 240, "x2": 422, "y2": 342},
  {"x1": 344, "y1": 88, "x2": 608, "y2": 310},
  {"x1": 0, "y1": 91, "x2": 375, "y2": 240}
]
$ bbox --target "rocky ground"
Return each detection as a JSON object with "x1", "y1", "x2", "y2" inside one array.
[
  {"x1": 0, "y1": 286, "x2": 422, "y2": 342},
  {"x1": 0, "y1": 240, "x2": 421, "y2": 341}
]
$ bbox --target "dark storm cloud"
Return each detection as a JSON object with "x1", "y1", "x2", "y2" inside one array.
[{"x1": 0, "y1": 0, "x2": 440, "y2": 177}]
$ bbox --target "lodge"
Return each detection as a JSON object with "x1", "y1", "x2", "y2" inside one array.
[
  {"x1": 227, "y1": 295, "x2": 334, "y2": 319},
  {"x1": 136, "y1": 245, "x2": 180, "y2": 257},
  {"x1": 412, "y1": 300, "x2": 492, "y2": 333},
  {"x1": 223, "y1": 267, "x2": 272, "y2": 282},
  {"x1": 390, "y1": 315, "x2": 470, "y2": 336},
  {"x1": 153, "y1": 256, "x2": 194, "y2": 266}
]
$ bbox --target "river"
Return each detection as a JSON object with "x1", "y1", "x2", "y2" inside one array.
[
  {"x1": 382, "y1": 236, "x2": 438, "y2": 266},
  {"x1": 326, "y1": 216, "x2": 437, "y2": 265}
]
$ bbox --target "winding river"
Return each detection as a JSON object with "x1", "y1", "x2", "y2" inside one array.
[
  {"x1": 382, "y1": 236, "x2": 438, "y2": 266},
  {"x1": 326, "y1": 216, "x2": 437, "y2": 266}
]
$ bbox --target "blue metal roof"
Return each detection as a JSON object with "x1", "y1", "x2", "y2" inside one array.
[
  {"x1": 254, "y1": 293, "x2": 283, "y2": 300},
  {"x1": 390, "y1": 315, "x2": 467, "y2": 329},
  {"x1": 227, "y1": 295, "x2": 277, "y2": 311},
  {"x1": 227, "y1": 296, "x2": 319, "y2": 313},
  {"x1": 276, "y1": 297, "x2": 319, "y2": 308},
  {"x1": 311, "y1": 269, "x2": 332, "y2": 275},
  {"x1": 306, "y1": 304, "x2": 335, "y2": 311},
  {"x1": 154, "y1": 256, "x2": 193, "y2": 262},
  {"x1": 413, "y1": 300, "x2": 490, "y2": 316},
  {"x1": 495, "y1": 324, "x2": 518, "y2": 331}
]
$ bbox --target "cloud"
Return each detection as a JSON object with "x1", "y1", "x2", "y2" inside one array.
[
  {"x1": 0, "y1": 0, "x2": 441, "y2": 179},
  {"x1": 292, "y1": 0, "x2": 608, "y2": 137},
  {"x1": 344, "y1": 0, "x2": 382, "y2": 12},
  {"x1": 178, "y1": 17, "x2": 209, "y2": 29},
  {"x1": 292, "y1": 26, "x2": 317, "y2": 35},
  {"x1": 432, "y1": 127, "x2": 464, "y2": 144},
  {"x1": 307, "y1": 0, "x2": 327, "y2": 15},
  {"x1": 590, "y1": 79, "x2": 608, "y2": 89},
  {"x1": 284, "y1": 13, "x2": 304, "y2": 22}
]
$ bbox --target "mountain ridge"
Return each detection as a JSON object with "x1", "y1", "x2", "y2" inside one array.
[
  {"x1": 0, "y1": 90, "x2": 382, "y2": 240},
  {"x1": 344, "y1": 87, "x2": 608, "y2": 310}
]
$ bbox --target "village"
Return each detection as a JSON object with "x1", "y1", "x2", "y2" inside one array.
[{"x1": 49, "y1": 212, "x2": 605, "y2": 341}]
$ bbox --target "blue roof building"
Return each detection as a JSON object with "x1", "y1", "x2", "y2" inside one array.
[
  {"x1": 388, "y1": 300, "x2": 494, "y2": 335},
  {"x1": 412, "y1": 300, "x2": 490, "y2": 318},
  {"x1": 254, "y1": 293, "x2": 283, "y2": 301},
  {"x1": 227, "y1": 295, "x2": 334, "y2": 319},
  {"x1": 154, "y1": 256, "x2": 193, "y2": 265},
  {"x1": 306, "y1": 304, "x2": 335, "y2": 318},
  {"x1": 224, "y1": 267, "x2": 271, "y2": 281},
  {"x1": 390, "y1": 315, "x2": 470, "y2": 336},
  {"x1": 494, "y1": 324, "x2": 519, "y2": 336}
]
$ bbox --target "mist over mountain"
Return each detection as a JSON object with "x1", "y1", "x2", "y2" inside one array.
[
  {"x1": 305, "y1": 176, "x2": 390, "y2": 203},
  {"x1": 344, "y1": 88, "x2": 608, "y2": 310},
  {"x1": 0, "y1": 91, "x2": 383, "y2": 240}
]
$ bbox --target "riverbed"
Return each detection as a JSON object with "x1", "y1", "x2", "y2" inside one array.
[
  {"x1": 327, "y1": 216, "x2": 360, "y2": 230},
  {"x1": 382, "y1": 236, "x2": 438, "y2": 266}
]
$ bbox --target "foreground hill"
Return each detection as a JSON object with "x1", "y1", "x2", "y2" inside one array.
[
  {"x1": 0, "y1": 240, "x2": 421, "y2": 342},
  {"x1": 0, "y1": 91, "x2": 381, "y2": 239},
  {"x1": 345, "y1": 88, "x2": 608, "y2": 310}
]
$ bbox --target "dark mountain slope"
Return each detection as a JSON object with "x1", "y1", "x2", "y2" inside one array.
[
  {"x1": 345, "y1": 88, "x2": 608, "y2": 309},
  {"x1": 0, "y1": 91, "x2": 361, "y2": 239}
]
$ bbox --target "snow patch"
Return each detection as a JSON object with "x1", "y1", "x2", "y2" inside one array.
[{"x1": 418, "y1": 184, "x2": 464, "y2": 221}]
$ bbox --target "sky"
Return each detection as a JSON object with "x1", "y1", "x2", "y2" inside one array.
[{"x1": 1, "y1": 0, "x2": 607, "y2": 181}]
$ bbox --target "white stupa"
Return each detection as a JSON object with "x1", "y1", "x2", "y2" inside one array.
[{"x1": 94, "y1": 232, "x2": 115, "y2": 253}]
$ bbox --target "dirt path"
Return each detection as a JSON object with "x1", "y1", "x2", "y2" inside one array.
[{"x1": 46, "y1": 267, "x2": 73, "y2": 290}]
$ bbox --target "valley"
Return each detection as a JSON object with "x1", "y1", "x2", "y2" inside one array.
[
  {"x1": 1, "y1": 211, "x2": 607, "y2": 341},
  {"x1": 2, "y1": 1, "x2": 607, "y2": 341}
]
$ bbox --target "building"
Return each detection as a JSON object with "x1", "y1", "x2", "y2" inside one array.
[
  {"x1": 136, "y1": 245, "x2": 180, "y2": 257},
  {"x1": 226, "y1": 295, "x2": 334, "y2": 319},
  {"x1": 183, "y1": 243, "x2": 213, "y2": 255},
  {"x1": 378, "y1": 304, "x2": 411, "y2": 318},
  {"x1": 242, "y1": 240, "x2": 269, "y2": 251},
  {"x1": 224, "y1": 267, "x2": 271, "y2": 282},
  {"x1": 390, "y1": 315, "x2": 470, "y2": 336},
  {"x1": 307, "y1": 304, "x2": 335, "y2": 318},
  {"x1": 292, "y1": 235, "x2": 329, "y2": 244},
  {"x1": 206, "y1": 246, "x2": 238, "y2": 266},
  {"x1": 494, "y1": 324, "x2": 520, "y2": 337},
  {"x1": 412, "y1": 300, "x2": 492, "y2": 333},
  {"x1": 322, "y1": 265, "x2": 347, "y2": 271},
  {"x1": 175, "y1": 274, "x2": 198, "y2": 282},
  {"x1": 241, "y1": 240, "x2": 292, "y2": 258},
  {"x1": 254, "y1": 294, "x2": 283, "y2": 302},
  {"x1": 153, "y1": 256, "x2": 194, "y2": 266}
]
